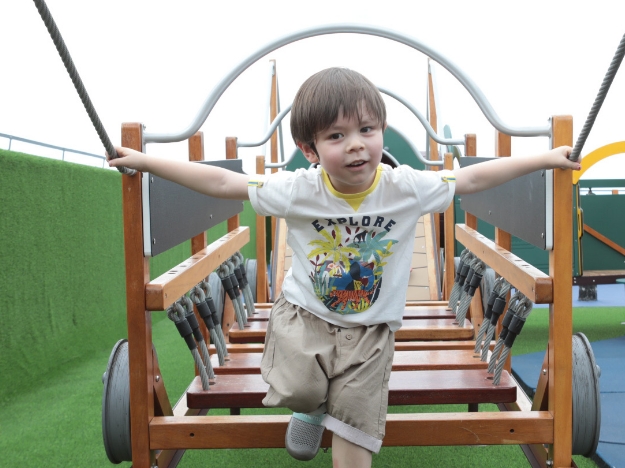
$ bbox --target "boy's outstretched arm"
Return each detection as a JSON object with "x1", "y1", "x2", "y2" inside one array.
[
  {"x1": 108, "y1": 147, "x2": 251, "y2": 200},
  {"x1": 452, "y1": 146, "x2": 581, "y2": 195}
]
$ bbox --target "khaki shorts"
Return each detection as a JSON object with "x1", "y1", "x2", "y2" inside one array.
[{"x1": 261, "y1": 294, "x2": 395, "y2": 453}]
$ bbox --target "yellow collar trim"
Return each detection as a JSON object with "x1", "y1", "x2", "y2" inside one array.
[{"x1": 321, "y1": 166, "x2": 382, "y2": 211}]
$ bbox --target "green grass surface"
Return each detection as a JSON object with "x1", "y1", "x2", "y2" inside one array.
[{"x1": 2, "y1": 305, "x2": 621, "y2": 467}]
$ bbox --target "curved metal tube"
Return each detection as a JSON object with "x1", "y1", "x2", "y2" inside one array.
[
  {"x1": 144, "y1": 24, "x2": 551, "y2": 144},
  {"x1": 264, "y1": 122, "x2": 442, "y2": 169},
  {"x1": 237, "y1": 86, "x2": 464, "y2": 149},
  {"x1": 377, "y1": 86, "x2": 464, "y2": 145},
  {"x1": 238, "y1": 105, "x2": 292, "y2": 147}
]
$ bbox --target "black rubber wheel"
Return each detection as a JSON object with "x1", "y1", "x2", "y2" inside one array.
[
  {"x1": 102, "y1": 339, "x2": 131, "y2": 463},
  {"x1": 572, "y1": 332, "x2": 601, "y2": 456}
]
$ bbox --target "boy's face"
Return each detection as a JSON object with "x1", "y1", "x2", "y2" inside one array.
[{"x1": 298, "y1": 106, "x2": 385, "y2": 195}]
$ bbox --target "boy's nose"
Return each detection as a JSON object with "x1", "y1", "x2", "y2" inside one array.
[{"x1": 346, "y1": 135, "x2": 365, "y2": 152}]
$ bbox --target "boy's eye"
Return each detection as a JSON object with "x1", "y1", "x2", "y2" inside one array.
[
  {"x1": 361, "y1": 126, "x2": 373, "y2": 133},
  {"x1": 329, "y1": 133, "x2": 343, "y2": 140}
]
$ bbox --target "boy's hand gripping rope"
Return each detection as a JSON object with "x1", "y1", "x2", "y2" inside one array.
[
  {"x1": 167, "y1": 301, "x2": 211, "y2": 390},
  {"x1": 200, "y1": 279, "x2": 230, "y2": 363},
  {"x1": 191, "y1": 284, "x2": 227, "y2": 366}
]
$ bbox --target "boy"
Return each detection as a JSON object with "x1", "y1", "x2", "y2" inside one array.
[{"x1": 109, "y1": 67, "x2": 580, "y2": 467}]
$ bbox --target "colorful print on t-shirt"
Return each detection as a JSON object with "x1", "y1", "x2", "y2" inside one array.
[{"x1": 307, "y1": 220, "x2": 398, "y2": 315}]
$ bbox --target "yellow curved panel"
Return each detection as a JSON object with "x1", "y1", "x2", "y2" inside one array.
[{"x1": 573, "y1": 141, "x2": 625, "y2": 184}]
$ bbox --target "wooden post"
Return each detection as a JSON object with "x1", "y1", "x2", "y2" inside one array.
[
  {"x1": 443, "y1": 153, "x2": 455, "y2": 301},
  {"x1": 256, "y1": 156, "x2": 268, "y2": 303},
  {"x1": 121, "y1": 123, "x2": 153, "y2": 468},
  {"x1": 548, "y1": 115, "x2": 574, "y2": 467},
  {"x1": 226, "y1": 137, "x2": 240, "y2": 231},
  {"x1": 495, "y1": 131, "x2": 513, "y2": 371},
  {"x1": 269, "y1": 61, "x2": 279, "y2": 246},
  {"x1": 189, "y1": 132, "x2": 210, "y2": 344},
  {"x1": 464, "y1": 134, "x2": 477, "y2": 230},
  {"x1": 427, "y1": 60, "x2": 442, "y2": 252}
]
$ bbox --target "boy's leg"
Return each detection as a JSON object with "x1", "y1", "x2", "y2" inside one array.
[
  {"x1": 324, "y1": 323, "x2": 395, "y2": 455},
  {"x1": 260, "y1": 295, "x2": 331, "y2": 460},
  {"x1": 332, "y1": 433, "x2": 372, "y2": 468},
  {"x1": 260, "y1": 294, "x2": 330, "y2": 412}
]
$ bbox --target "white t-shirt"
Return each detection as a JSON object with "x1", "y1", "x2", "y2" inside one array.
[{"x1": 248, "y1": 164, "x2": 455, "y2": 332}]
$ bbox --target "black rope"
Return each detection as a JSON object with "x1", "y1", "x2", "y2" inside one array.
[
  {"x1": 570, "y1": 33, "x2": 625, "y2": 162},
  {"x1": 32, "y1": 0, "x2": 135, "y2": 176}
]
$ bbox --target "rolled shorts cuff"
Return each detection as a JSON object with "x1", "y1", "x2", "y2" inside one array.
[{"x1": 323, "y1": 415, "x2": 382, "y2": 453}]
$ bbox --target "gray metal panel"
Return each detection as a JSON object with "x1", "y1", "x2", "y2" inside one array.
[
  {"x1": 458, "y1": 157, "x2": 549, "y2": 250},
  {"x1": 144, "y1": 160, "x2": 245, "y2": 257}
]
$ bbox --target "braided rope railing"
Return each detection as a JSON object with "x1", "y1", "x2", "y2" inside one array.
[
  {"x1": 570, "y1": 32, "x2": 625, "y2": 162},
  {"x1": 32, "y1": 0, "x2": 135, "y2": 176}
]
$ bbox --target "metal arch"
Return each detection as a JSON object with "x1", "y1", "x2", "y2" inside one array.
[
  {"x1": 143, "y1": 24, "x2": 552, "y2": 144},
  {"x1": 237, "y1": 87, "x2": 464, "y2": 150}
]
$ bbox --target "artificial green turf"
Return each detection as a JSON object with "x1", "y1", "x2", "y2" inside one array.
[{"x1": 2, "y1": 305, "x2": 617, "y2": 467}]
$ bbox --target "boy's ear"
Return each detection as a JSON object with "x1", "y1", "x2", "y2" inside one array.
[{"x1": 297, "y1": 141, "x2": 320, "y2": 164}]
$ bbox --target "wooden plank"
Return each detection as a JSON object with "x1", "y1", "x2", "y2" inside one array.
[
  {"x1": 121, "y1": 122, "x2": 153, "y2": 468},
  {"x1": 549, "y1": 115, "x2": 573, "y2": 467},
  {"x1": 246, "y1": 305, "x2": 454, "y2": 322},
  {"x1": 150, "y1": 411, "x2": 553, "y2": 449},
  {"x1": 228, "y1": 320, "x2": 267, "y2": 343},
  {"x1": 211, "y1": 349, "x2": 489, "y2": 375},
  {"x1": 455, "y1": 224, "x2": 552, "y2": 303},
  {"x1": 395, "y1": 318, "x2": 475, "y2": 341},
  {"x1": 145, "y1": 227, "x2": 250, "y2": 310},
  {"x1": 186, "y1": 368, "x2": 516, "y2": 409},
  {"x1": 229, "y1": 317, "x2": 475, "y2": 344}
]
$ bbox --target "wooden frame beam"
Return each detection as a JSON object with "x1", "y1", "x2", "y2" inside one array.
[
  {"x1": 149, "y1": 412, "x2": 553, "y2": 450},
  {"x1": 455, "y1": 224, "x2": 552, "y2": 303},
  {"x1": 145, "y1": 227, "x2": 250, "y2": 310}
]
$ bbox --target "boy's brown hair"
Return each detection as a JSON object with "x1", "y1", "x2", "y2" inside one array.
[{"x1": 290, "y1": 68, "x2": 386, "y2": 148}]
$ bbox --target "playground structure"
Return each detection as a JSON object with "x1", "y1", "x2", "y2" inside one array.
[{"x1": 88, "y1": 25, "x2": 611, "y2": 468}]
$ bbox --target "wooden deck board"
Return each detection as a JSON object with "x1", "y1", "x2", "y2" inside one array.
[
  {"x1": 229, "y1": 318, "x2": 474, "y2": 343},
  {"x1": 187, "y1": 369, "x2": 516, "y2": 408},
  {"x1": 211, "y1": 349, "x2": 489, "y2": 374}
]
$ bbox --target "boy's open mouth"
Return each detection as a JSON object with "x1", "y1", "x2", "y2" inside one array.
[{"x1": 347, "y1": 161, "x2": 366, "y2": 167}]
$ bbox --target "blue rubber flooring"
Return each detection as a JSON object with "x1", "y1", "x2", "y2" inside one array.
[{"x1": 512, "y1": 285, "x2": 625, "y2": 468}]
